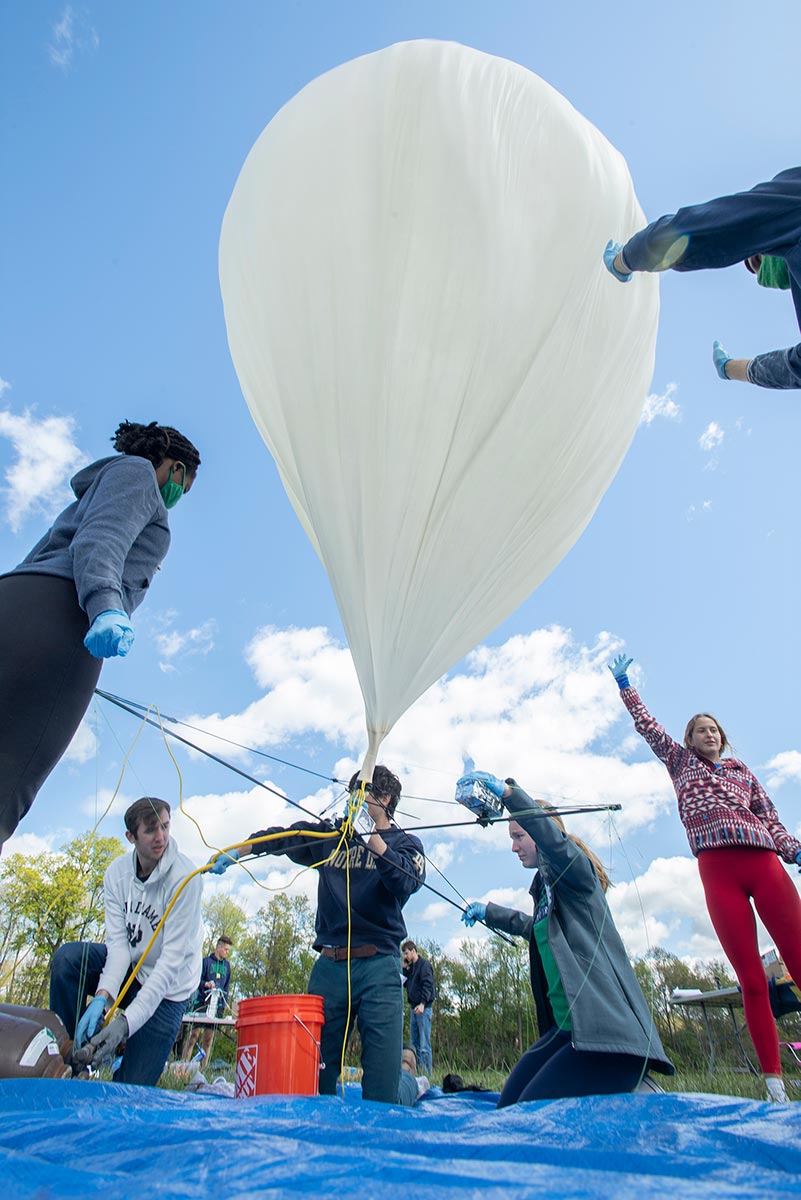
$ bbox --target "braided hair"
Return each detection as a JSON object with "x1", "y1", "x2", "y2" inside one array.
[{"x1": 111, "y1": 421, "x2": 201, "y2": 474}]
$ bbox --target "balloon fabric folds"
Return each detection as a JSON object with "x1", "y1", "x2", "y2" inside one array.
[{"x1": 220, "y1": 40, "x2": 658, "y2": 771}]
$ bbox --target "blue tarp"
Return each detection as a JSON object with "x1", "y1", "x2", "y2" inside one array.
[{"x1": 2, "y1": 1081, "x2": 799, "y2": 1199}]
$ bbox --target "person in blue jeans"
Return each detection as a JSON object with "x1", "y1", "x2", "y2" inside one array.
[
  {"x1": 210, "y1": 764, "x2": 426, "y2": 1103},
  {"x1": 50, "y1": 797, "x2": 203, "y2": 1086},
  {"x1": 460, "y1": 771, "x2": 674, "y2": 1104},
  {"x1": 604, "y1": 166, "x2": 801, "y2": 389},
  {"x1": 401, "y1": 940, "x2": 435, "y2": 1075}
]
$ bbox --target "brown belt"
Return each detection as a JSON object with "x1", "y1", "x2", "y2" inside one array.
[{"x1": 321, "y1": 944, "x2": 377, "y2": 961}]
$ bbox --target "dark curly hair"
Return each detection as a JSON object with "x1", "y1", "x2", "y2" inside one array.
[
  {"x1": 112, "y1": 421, "x2": 201, "y2": 474},
  {"x1": 348, "y1": 763, "x2": 402, "y2": 819}
]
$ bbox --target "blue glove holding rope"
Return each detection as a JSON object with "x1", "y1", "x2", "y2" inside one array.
[
  {"x1": 207, "y1": 847, "x2": 240, "y2": 875},
  {"x1": 603, "y1": 240, "x2": 632, "y2": 282},
  {"x1": 74, "y1": 1012, "x2": 129, "y2": 1069},
  {"x1": 457, "y1": 770, "x2": 507, "y2": 798},
  {"x1": 795, "y1": 850, "x2": 801, "y2": 874},
  {"x1": 461, "y1": 902, "x2": 487, "y2": 927},
  {"x1": 84, "y1": 610, "x2": 135, "y2": 658},
  {"x1": 74, "y1": 995, "x2": 108, "y2": 1050},
  {"x1": 608, "y1": 653, "x2": 633, "y2": 691},
  {"x1": 712, "y1": 340, "x2": 732, "y2": 381}
]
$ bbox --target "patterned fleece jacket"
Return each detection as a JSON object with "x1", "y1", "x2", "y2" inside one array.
[{"x1": 620, "y1": 687, "x2": 801, "y2": 862}]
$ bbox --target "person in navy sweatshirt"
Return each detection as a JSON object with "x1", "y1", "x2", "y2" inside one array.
[
  {"x1": 0, "y1": 420, "x2": 200, "y2": 850},
  {"x1": 210, "y1": 764, "x2": 426, "y2": 1104},
  {"x1": 604, "y1": 166, "x2": 801, "y2": 389}
]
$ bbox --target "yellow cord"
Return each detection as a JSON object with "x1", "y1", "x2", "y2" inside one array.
[{"x1": 103, "y1": 829, "x2": 340, "y2": 1025}]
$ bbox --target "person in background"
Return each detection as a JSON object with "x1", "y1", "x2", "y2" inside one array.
[
  {"x1": 460, "y1": 770, "x2": 674, "y2": 1105},
  {"x1": 401, "y1": 939, "x2": 435, "y2": 1075},
  {"x1": 604, "y1": 166, "x2": 801, "y2": 388},
  {"x1": 398, "y1": 1044, "x2": 430, "y2": 1105},
  {"x1": 182, "y1": 935, "x2": 233, "y2": 1064},
  {"x1": 50, "y1": 797, "x2": 203, "y2": 1086},
  {"x1": 0, "y1": 420, "x2": 200, "y2": 850},
  {"x1": 208, "y1": 764, "x2": 426, "y2": 1104},
  {"x1": 609, "y1": 652, "x2": 801, "y2": 1103}
]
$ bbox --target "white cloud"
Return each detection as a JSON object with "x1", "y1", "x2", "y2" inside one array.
[
  {"x1": 764, "y1": 750, "x2": 801, "y2": 790},
  {"x1": 47, "y1": 5, "x2": 99, "y2": 71},
  {"x1": 2, "y1": 831, "x2": 59, "y2": 858},
  {"x1": 63, "y1": 717, "x2": 97, "y2": 765},
  {"x1": 175, "y1": 625, "x2": 675, "y2": 854},
  {"x1": 152, "y1": 616, "x2": 217, "y2": 673},
  {"x1": 639, "y1": 383, "x2": 681, "y2": 427},
  {"x1": 0, "y1": 402, "x2": 87, "y2": 532},
  {"x1": 157, "y1": 623, "x2": 695, "y2": 955},
  {"x1": 699, "y1": 421, "x2": 724, "y2": 452},
  {"x1": 89, "y1": 619, "x2": 799, "y2": 967},
  {"x1": 685, "y1": 500, "x2": 713, "y2": 522},
  {"x1": 608, "y1": 854, "x2": 801, "y2": 961}
]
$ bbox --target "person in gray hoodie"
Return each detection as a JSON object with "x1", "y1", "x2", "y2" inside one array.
[
  {"x1": 50, "y1": 796, "x2": 203, "y2": 1085},
  {"x1": 460, "y1": 771, "x2": 674, "y2": 1104},
  {"x1": 0, "y1": 420, "x2": 200, "y2": 849}
]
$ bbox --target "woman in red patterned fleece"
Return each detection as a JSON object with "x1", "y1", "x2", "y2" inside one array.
[{"x1": 609, "y1": 653, "x2": 801, "y2": 1103}]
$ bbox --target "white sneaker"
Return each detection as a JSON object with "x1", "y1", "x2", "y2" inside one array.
[{"x1": 765, "y1": 1075, "x2": 788, "y2": 1103}]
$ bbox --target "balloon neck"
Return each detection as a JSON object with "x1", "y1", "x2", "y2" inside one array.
[{"x1": 358, "y1": 736, "x2": 382, "y2": 786}]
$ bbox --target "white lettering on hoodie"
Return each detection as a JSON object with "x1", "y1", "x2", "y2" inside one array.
[{"x1": 97, "y1": 837, "x2": 203, "y2": 1036}]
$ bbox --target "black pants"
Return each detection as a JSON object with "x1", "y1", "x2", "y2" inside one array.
[
  {"x1": 497, "y1": 1028, "x2": 647, "y2": 1106},
  {"x1": 0, "y1": 574, "x2": 101, "y2": 847}
]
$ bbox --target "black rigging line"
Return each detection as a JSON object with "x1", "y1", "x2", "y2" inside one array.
[
  {"x1": 95, "y1": 689, "x2": 339, "y2": 783},
  {"x1": 95, "y1": 689, "x2": 323, "y2": 822},
  {"x1": 95, "y1": 689, "x2": 511, "y2": 937}
]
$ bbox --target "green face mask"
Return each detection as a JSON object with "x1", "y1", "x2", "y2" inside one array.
[
  {"x1": 160, "y1": 463, "x2": 186, "y2": 509},
  {"x1": 756, "y1": 255, "x2": 791, "y2": 290}
]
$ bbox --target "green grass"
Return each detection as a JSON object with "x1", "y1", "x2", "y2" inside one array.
[{"x1": 152, "y1": 1056, "x2": 800, "y2": 1101}]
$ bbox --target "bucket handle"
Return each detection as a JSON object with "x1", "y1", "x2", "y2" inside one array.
[{"x1": 293, "y1": 1014, "x2": 325, "y2": 1070}]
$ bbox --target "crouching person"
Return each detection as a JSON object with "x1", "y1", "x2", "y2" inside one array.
[
  {"x1": 50, "y1": 797, "x2": 203, "y2": 1085},
  {"x1": 460, "y1": 771, "x2": 674, "y2": 1104}
]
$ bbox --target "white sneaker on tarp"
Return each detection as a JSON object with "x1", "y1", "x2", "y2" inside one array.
[{"x1": 765, "y1": 1075, "x2": 788, "y2": 1103}]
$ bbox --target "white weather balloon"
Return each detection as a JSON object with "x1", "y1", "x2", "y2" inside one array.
[{"x1": 220, "y1": 40, "x2": 658, "y2": 773}]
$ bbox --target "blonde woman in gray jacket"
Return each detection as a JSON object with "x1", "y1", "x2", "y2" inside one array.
[{"x1": 460, "y1": 771, "x2": 673, "y2": 1104}]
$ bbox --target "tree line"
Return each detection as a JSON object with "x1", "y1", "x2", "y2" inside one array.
[{"x1": 2, "y1": 836, "x2": 798, "y2": 1076}]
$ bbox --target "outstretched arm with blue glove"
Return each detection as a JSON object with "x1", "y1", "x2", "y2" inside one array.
[
  {"x1": 206, "y1": 846, "x2": 243, "y2": 875},
  {"x1": 603, "y1": 167, "x2": 801, "y2": 389},
  {"x1": 608, "y1": 653, "x2": 633, "y2": 691}
]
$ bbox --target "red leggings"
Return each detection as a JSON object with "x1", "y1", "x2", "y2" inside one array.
[{"x1": 697, "y1": 848, "x2": 801, "y2": 1074}]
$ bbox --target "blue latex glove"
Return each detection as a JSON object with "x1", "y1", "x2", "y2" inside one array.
[
  {"x1": 75, "y1": 1012, "x2": 129, "y2": 1068},
  {"x1": 457, "y1": 770, "x2": 506, "y2": 798},
  {"x1": 608, "y1": 653, "x2": 633, "y2": 690},
  {"x1": 74, "y1": 995, "x2": 108, "y2": 1050},
  {"x1": 712, "y1": 340, "x2": 732, "y2": 381},
  {"x1": 795, "y1": 850, "x2": 801, "y2": 873},
  {"x1": 461, "y1": 902, "x2": 487, "y2": 927},
  {"x1": 603, "y1": 239, "x2": 632, "y2": 282},
  {"x1": 84, "y1": 610, "x2": 135, "y2": 658},
  {"x1": 207, "y1": 847, "x2": 240, "y2": 875}
]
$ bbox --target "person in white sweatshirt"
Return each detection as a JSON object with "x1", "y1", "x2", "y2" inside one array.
[{"x1": 50, "y1": 796, "x2": 203, "y2": 1085}]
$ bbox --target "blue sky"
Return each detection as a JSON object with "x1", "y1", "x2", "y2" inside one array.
[{"x1": 1, "y1": 2, "x2": 800, "y2": 967}]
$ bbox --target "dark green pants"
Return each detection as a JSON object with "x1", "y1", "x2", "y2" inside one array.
[{"x1": 308, "y1": 953, "x2": 403, "y2": 1103}]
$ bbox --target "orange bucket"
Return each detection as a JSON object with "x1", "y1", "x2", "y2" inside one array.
[{"x1": 235, "y1": 993, "x2": 324, "y2": 1098}]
